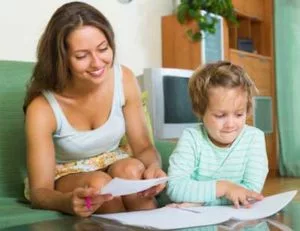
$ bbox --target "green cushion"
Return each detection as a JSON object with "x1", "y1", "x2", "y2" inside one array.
[
  {"x1": 0, "y1": 61, "x2": 70, "y2": 229},
  {"x1": 0, "y1": 197, "x2": 67, "y2": 229},
  {"x1": 154, "y1": 140, "x2": 176, "y2": 207},
  {"x1": 0, "y1": 61, "x2": 34, "y2": 198},
  {"x1": 155, "y1": 140, "x2": 176, "y2": 173}
]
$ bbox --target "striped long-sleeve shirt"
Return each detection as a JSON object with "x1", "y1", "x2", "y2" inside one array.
[{"x1": 167, "y1": 124, "x2": 269, "y2": 205}]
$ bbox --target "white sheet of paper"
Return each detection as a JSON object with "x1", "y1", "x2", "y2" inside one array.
[
  {"x1": 100, "y1": 177, "x2": 168, "y2": 196},
  {"x1": 232, "y1": 190, "x2": 297, "y2": 220},
  {"x1": 95, "y1": 207, "x2": 231, "y2": 229},
  {"x1": 94, "y1": 190, "x2": 297, "y2": 230},
  {"x1": 182, "y1": 190, "x2": 297, "y2": 221}
]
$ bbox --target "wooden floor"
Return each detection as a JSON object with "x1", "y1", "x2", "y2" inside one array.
[{"x1": 263, "y1": 176, "x2": 300, "y2": 201}]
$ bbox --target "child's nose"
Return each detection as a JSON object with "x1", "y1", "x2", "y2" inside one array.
[{"x1": 225, "y1": 116, "x2": 235, "y2": 127}]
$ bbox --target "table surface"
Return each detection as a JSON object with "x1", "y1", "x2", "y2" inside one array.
[{"x1": 2, "y1": 201, "x2": 299, "y2": 231}]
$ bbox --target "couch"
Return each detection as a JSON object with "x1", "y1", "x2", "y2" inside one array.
[{"x1": 0, "y1": 60, "x2": 176, "y2": 229}]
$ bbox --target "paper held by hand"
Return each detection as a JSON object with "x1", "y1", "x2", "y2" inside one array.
[{"x1": 100, "y1": 177, "x2": 168, "y2": 196}]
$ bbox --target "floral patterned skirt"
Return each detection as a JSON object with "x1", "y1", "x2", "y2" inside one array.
[{"x1": 24, "y1": 149, "x2": 130, "y2": 200}]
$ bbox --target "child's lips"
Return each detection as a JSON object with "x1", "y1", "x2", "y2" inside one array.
[{"x1": 222, "y1": 130, "x2": 237, "y2": 134}]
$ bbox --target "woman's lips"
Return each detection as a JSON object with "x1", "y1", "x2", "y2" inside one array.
[{"x1": 89, "y1": 68, "x2": 105, "y2": 77}]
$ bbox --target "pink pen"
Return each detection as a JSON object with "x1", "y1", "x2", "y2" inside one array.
[{"x1": 85, "y1": 197, "x2": 91, "y2": 210}]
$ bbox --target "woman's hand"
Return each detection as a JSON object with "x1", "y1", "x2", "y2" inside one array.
[
  {"x1": 218, "y1": 181, "x2": 263, "y2": 208},
  {"x1": 138, "y1": 163, "x2": 167, "y2": 198},
  {"x1": 70, "y1": 187, "x2": 113, "y2": 217}
]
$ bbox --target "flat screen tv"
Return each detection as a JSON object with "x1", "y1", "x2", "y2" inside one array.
[{"x1": 139, "y1": 68, "x2": 199, "y2": 140}]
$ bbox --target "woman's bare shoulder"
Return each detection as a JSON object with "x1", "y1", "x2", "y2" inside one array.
[
  {"x1": 120, "y1": 65, "x2": 140, "y2": 100},
  {"x1": 26, "y1": 95, "x2": 56, "y2": 131},
  {"x1": 121, "y1": 65, "x2": 136, "y2": 82},
  {"x1": 27, "y1": 95, "x2": 51, "y2": 113}
]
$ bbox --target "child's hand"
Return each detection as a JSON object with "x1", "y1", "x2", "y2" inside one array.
[
  {"x1": 70, "y1": 187, "x2": 113, "y2": 217},
  {"x1": 217, "y1": 181, "x2": 263, "y2": 208}
]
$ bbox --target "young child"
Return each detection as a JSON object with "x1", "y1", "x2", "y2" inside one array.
[{"x1": 167, "y1": 61, "x2": 269, "y2": 208}]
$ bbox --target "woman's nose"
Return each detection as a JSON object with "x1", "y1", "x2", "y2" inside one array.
[{"x1": 90, "y1": 54, "x2": 102, "y2": 68}]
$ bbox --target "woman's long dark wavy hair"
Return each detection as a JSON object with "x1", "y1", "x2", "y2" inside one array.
[{"x1": 23, "y1": 1, "x2": 115, "y2": 112}]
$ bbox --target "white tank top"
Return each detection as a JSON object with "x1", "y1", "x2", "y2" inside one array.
[{"x1": 42, "y1": 64, "x2": 125, "y2": 163}]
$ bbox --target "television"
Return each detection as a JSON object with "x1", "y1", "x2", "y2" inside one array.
[{"x1": 138, "y1": 67, "x2": 199, "y2": 140}]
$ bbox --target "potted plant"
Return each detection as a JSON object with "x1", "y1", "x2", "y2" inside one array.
[{"x1": 176, "y1": 0, "x2": 237, "y2": 41}]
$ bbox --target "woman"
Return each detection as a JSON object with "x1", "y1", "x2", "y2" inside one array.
[{"x1": 24, "y1": 1, "x2": 166, "y2": 217}]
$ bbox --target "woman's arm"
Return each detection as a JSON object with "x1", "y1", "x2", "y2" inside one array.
[
  {"x1": 121, "y1": 66, "x2": 166, "y2": 195},
  {"x1": 122, "y1": 66, "x2": 161, "y2": 167},
  {"x1": 26, "y1": 96, "x2": 111, "y2": 216},
  {"x1": 26, "y1": 96, "x2": 72, "y2": 213}
]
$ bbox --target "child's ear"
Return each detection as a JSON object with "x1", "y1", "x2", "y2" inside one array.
[
  {"x1": 197, "y1": 114, "x2": 203, "y2": 122},
  {"x1": 198, "y1": 115, "x2": 203, "y2": 122},
  {"x1": 246, "y1": 108, "x2": 252, "y2": 118}
]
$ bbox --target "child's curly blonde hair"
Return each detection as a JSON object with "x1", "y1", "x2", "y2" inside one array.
[{"x1": 188, "y1": 61, "x2": 258, "y2": 119}]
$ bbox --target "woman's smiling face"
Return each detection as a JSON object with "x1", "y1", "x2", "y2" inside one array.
[{"x1": 67, "y1": 25, "x2": 113, "y2": 85}]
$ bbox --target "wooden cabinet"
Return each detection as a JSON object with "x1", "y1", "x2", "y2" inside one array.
[
  {"x1": 162, "y1": 15, "x2": 201, "y2": 70},
  {"x1": 229, "y1": 49, "x2": 272, "y2": 96},
  {"x1": 228, "y1": 16, "x2": 266, "y2": 56},
  {"x1": 161, "y1": 0, "x2": 277, "y2": 175},
  {"x1": 231, "y1": 0, "x2": 245, "y2": 14},
  {"x1": 232, "y1": 0, "x2": 263, "y2": 20},
  {"x1": 244, "y1": 0, "x2": 264, "y2": 20}
]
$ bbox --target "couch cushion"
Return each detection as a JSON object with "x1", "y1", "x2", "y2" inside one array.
[
  {"x1": 154, "y1": 140, "x2": 176, "y2": 173},
  {"x1": 0, "y1": 61, "x2": 34, "y2": 198},
  {"x1": 0, "y1": 197, "x2": 67, "y2": 229},
  {"x1": 155, "y1": 140, "x2": 176, "y2": 207}
]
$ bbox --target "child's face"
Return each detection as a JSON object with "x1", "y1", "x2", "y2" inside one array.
[{"x1": 202, "y1": 86, "x2": 248, "y2": 147}]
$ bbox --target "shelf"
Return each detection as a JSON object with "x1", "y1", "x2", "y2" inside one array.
[
  {"x1": 234, "y1": 10, "x2": 263, "y2": 22},
  {"x1": 232, "y1": 0, "x2": 264, "y2": 21},
  {"x1": 230, "y1": 49, "x2": 271, "y2": 60},
  {"x1": 229, "y1": 49, "x2": 272, "y2": 96},
  {"x1": 228, "y1": 14, "x2": 269, "y2": 56}
]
